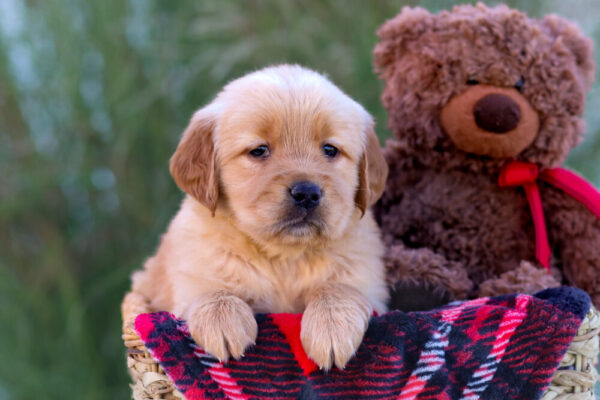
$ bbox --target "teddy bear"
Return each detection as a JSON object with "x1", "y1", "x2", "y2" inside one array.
[{"x1": 372, "y1": 3, "x2": 600, "y2": 310}]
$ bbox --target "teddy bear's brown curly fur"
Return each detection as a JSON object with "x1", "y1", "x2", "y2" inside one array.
[{"x1": 373, "y1": 3, "x2": 600, "y2": 309}]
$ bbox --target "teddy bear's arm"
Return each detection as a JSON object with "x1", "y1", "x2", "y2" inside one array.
[
  {"x1": 385, "y1": 243, "x2": 473, "y2": 311},
  {"x1": 543, "y1": 185, "x2": 600, "y2": 308}
]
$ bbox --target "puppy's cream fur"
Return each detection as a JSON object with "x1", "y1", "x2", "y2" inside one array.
[{"x1": 131, "y1": 65, "x2": 389, "y2": 369}]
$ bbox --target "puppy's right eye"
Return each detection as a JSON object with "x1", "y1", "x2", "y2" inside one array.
[
  {"x1": 249, "y1": 145, "x2": 270, "y2": 158},
  {"x1": 466, "y1": 79, "x2": 479, "y2": 85},
  {"x1": 322, "y1": 144, "x2": 339, "y2": 158}
]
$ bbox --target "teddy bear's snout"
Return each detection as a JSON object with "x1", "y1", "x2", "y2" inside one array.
[
  {"x1": 473, "y1": 93, "x2": 521, "y2": 134},
  {"x1": 440, "y1": 84, "x2": 539, "y2": 158}
]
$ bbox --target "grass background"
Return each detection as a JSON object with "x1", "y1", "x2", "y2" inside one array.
[{"x1": 0, "y1": 1, "x2": 598, "y2": 398}]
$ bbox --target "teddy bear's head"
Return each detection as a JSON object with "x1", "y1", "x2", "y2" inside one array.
[{"x1": 374, "y1": 3, "x2": 595, "y2": 170}]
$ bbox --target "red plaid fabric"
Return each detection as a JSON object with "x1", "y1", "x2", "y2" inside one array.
[{"x1": 135, "y1": 287, "x2": 589, "y2": 400}]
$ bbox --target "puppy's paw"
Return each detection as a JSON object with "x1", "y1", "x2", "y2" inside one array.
[
  {"x1": 186, "y1": 292, "x2": 257, "y2": 362},
  {"x1": 301, "y1": 286, "x2": 372, "y2": 370}
]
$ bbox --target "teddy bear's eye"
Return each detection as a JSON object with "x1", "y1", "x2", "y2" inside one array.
[
  {"x1": 514, "y1": 76, "x2": 525, "y2": 92},
  {"x1": 466, "y1": 79, "x2": 479, "y2": 85}
]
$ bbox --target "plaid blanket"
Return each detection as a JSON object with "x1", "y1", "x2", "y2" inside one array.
[{"x1": 134, "y1": 287, "x2": 590, "y2": 400}]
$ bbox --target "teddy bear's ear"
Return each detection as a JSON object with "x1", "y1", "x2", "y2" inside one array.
[
  {"x1": 541, "y1": 15, "x2": 596, "y2": 90},
  {"x1": 373, "y1": 6, "x2": 434, "y2": 79}
]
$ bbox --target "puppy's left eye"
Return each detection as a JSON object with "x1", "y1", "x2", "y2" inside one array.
[
  {"x1": 249, "y1": 145, "x2": 270, "y2": 158},
  {"x1": 322, "y1": 144, "x2": 339, "y2": 158}
]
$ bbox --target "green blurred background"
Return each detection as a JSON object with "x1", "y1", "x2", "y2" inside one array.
[{"x1": 1, "y1": 1, "x2": 598, "y2": 398}]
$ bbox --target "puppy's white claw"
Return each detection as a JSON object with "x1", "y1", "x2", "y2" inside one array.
[
  {"x1": 186, "y1": 293, "x2": 257, "y2": 363},
  {"x1": 301, "y1": 287, "x2": 371, "y2": 371}
]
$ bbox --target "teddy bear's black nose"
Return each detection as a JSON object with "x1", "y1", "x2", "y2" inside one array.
[{"x1": 473, "y1": 94, "x2": 521, "y2": 133}]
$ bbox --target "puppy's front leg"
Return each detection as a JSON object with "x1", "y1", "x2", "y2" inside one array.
[
  {"x1": 301, "y1": 283, "x2": 372, "y2": 370},
  {"x1": 184, "y1": 291, "x2": 257, "y2": 362}
]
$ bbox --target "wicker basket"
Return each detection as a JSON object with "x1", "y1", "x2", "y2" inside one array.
[
  {"x1": 122, "y1": 292, "x2": 184, "y2": 400},
  {"x1": 121, "y1": 291, "x2": 600, "y2": 400}
]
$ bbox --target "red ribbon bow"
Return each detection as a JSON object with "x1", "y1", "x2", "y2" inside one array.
[{"x1": 498, "y1": 160, "x2": 600, "y2": 271}]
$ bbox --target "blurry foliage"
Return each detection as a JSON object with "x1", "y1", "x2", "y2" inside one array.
[{"x1": 0, "y1": 0, "x2": 598, "y2": 398}]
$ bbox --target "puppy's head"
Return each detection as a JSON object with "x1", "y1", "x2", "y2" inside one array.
[{"x1": 170, "y1": 65, "x2": 388, "y2": 246}]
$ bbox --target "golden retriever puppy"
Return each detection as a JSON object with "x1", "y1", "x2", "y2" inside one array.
[{"x1": 130, "y1": 64, "x2": 389, "y2": 370}]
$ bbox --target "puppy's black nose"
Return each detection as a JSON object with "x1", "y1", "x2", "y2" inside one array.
[{"x1": 289, "y1": 181, "x2": 321, "y2": 210}]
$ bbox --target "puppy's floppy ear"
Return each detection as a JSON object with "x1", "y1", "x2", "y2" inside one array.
[
  {"x1": 170, "y1": 106, "x2": 219, "y2": 214},
  {"x1": 355, "y1": 116, "x2": 388, "y2": 217}
]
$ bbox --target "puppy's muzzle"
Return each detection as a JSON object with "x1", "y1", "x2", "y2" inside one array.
[{"x1": 289, "y1": 181, "x2": 321, "y2": 211}]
